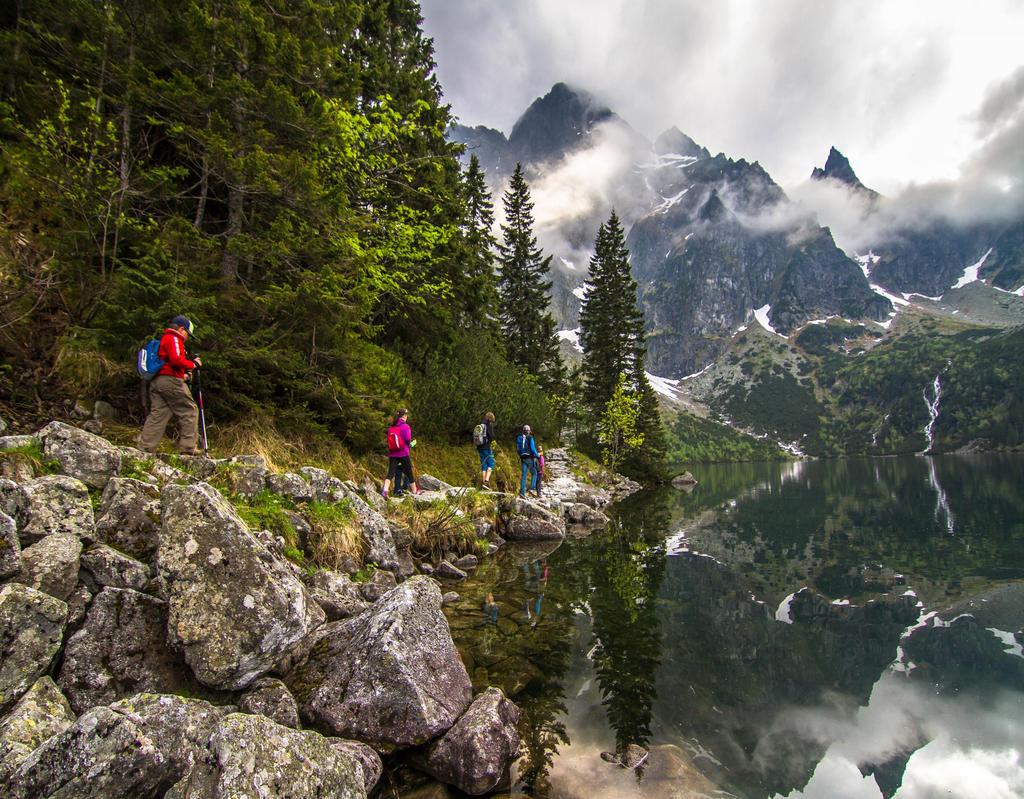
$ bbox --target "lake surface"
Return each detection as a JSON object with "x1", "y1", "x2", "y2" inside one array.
[{"x1": 443, "y1": 455, "x2": 1024, "y2": 799}]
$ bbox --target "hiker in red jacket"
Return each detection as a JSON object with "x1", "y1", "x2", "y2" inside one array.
[{"x1": 139, "y1": 315, "x2": 203, "y2": 454}]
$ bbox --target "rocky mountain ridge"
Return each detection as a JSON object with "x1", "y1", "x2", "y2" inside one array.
[{"x1": 451, "y1": 83, "x2": 1024, "y2": 379}]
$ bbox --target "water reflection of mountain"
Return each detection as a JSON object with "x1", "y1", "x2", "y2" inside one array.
[
  {"x1": 653, "y1": 553, "x2": 920, "y2": 798},
  {"x1": 441, "y1": 455, "x2": 1024, "y2": 799},
  {"x1": 660, "y1": 454, "x2": 1024, "y2": 608}
]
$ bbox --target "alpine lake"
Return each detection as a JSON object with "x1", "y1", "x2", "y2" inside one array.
[{"x1": 438, "y1": 454, "x2": 1024, "y2": 799}]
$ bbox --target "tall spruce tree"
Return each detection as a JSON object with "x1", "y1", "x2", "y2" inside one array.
[
  {"x1": 497, "y1": 163, "x2": 563, "y2": 389},
  {"x1": 579, "y1": 211, "x2": 666, "y2": 480},
  {"x1": 579, "y1": 212, "x2": 644, "y2": 414},
  {"x1": 458, "y1": 154, "x2": 499, "y2": 330}
]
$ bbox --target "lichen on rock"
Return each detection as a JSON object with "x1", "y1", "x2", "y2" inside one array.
[
  {"x1": 158, "y1": 482, "x2": 325, "y2": 690},
  {"x1": 180, "y1": 713, "x2": 377, "y2": 798},
  {"x1": 288, "y1": 575, "x2": 472, "y2": 749}
]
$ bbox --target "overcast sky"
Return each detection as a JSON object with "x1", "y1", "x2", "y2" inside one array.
[{"x1": 419, "y1": 0, "x2": 1024, "y2": 196}]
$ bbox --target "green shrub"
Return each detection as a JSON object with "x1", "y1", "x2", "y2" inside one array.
[{"x1": 410, "y1": 330, "x2": 558, "y2": 444}]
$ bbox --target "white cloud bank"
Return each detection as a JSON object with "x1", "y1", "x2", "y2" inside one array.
[{"x1": 421, "y1": 0, "x2": 1024, "y2": 195}]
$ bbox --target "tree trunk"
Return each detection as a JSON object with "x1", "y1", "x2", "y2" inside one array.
[
  {"x1": 193, "y1": 38, "x2": 217, "y2": 230},
  {"x1": 221, "y1": 185, "x2": 243, "y2": 285},
  {"x1": 6, "y1": 0, "x2": 24, "y2": 98}
]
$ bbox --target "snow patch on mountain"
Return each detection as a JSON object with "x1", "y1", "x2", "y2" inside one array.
[
  {"x1": 638, "y1": 153, "x2": 700, "y2": 170},
  {"x1": 646, "y1": 372, "x2": 681, "y2": 399},
  {"x1": 952, "y1": 247, "x2": 993, "y2": 289},
  {"x1": 856, "y1": 253, "x2": 910, "y2": 310},
  {"x1": 653, "y1": 187, "x2": 690, "y2": 215},
  {"x1": 557, "y1": 328, "x2": 583, "y2": 352},
  {"x1": 681, "y1": 363, "x2": 714, "y2": 381},
  {"x1": 753, "y1": 304, "x2": 786, "y2": 338}
]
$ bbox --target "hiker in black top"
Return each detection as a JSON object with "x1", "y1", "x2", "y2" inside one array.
[{"x1": 475, "y1": 411, "x2": 496, "y2": 489}]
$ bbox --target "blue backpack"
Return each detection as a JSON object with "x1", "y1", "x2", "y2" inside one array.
[{"x1": 136, "y1": 339, "x2": 164, "y2": 380}]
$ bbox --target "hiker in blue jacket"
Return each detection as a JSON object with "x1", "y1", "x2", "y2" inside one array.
[{"x1": 516, "y1": 424, "x2": 540, "y2": 498}]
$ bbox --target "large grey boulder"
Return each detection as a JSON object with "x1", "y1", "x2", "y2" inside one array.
[
  {"x1": 358, "y1": 567, "x2": 398, "y2": 602},
  {"x1": 58, "y1": 588, "x2": 199, "y2": 713},
  {"x1": 0, "y1": 510, "x2": 20, "y2": 579},
  {"x1": 159, "y1": 482, "x2": 325, "y2": 690},
  {"x1": 237, "y1": 677, "x2": 300, "y2": 729},
  {"x1": 501, "y1": 495, "x2": 563, "y2": 522},
  {"x1": 565, "y1": 502, "x2": 611, "y2": 527},
  {"x1": 423, "y1": 687, "x2": 522, "y2": 796},
  {"x1": 18, "y1": 474, "x2": 94, "y2": 543},
  {"x1": 288, "y1": 575, "x2": 472, "y2": 749},
  {"x1": 94, "y1": 477, "x2": 162, "y2": 563},
  {"x1": 308, "y1": 570, "x2": 372, "y2": 620},
  {"x1": 81, "y1": 543, "x2": 151, "y2": 591},
  {"x1": 418, "y1": 474, "x2": 454, "y2": 492},
  {"x1": 37, "y1": 420, "x2": 122, "y2": 489},
  {"x1": 8, "y1": 693, "x2": 227, "y2": 799},
  {"x1": 503, "y1": 516, "x2": 566, "y2": 541},
  {"x1": 14, "y1": 532, "x2": 83, "y2": 600},
  {"x1": 338, "y1": 486, "x2": 397, "y2": 566},
  {"x1": 299, "y1": 466, "x2": 347, "y2": 502},
  {"x1": 217, "y1": 454, "x2": 269, "y2": 499},
  {"x1": 181, "y1": 713, "x2": 377, "y2": 799},
  {"x1": 0, "y1": 677, "x2": 76, "y2": 783},
  {"x1": 0, "y1": 583, "x2": 68, "y2": 714},
  {"x1": 0, "y1": 478, "x2": 27, "y2": 525},
  {"x1": 434, "y1": 560, "x2": 469, "y2": 581},
  {"x1": 266, "y1": 471, "x2": 314, "y2": 503}
]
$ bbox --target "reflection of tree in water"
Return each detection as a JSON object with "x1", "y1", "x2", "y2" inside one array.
[
  {"x1": 515, "y1": 671, "x2": 570, "y2": 794},
  {"x1": 445, "y1": 539, "x2": 593, "y2": 795},
  {"x1": 588, "y1": 492, "x2": 670, "y2": 755}
]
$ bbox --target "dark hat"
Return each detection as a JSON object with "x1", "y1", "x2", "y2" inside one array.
[{"x1": 170, "y1": 315, "x2": 194, "y2": 335}]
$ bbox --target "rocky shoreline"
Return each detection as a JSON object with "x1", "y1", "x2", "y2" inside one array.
[{"x1": 0, "y1": 419, "x2": 638, "y2": 797}]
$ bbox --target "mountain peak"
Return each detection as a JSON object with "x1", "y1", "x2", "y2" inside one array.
[
  {"x1": 654, "y1": 127, "x2": 710, "y2": 160},
  {"x1": 811, "y1": 147, "x2": 860, "y2": 184},
  {"x1": 811, "y1": 147, "x2": 879, "y2": 200},
  {"x1": 507, "y1": 83, "x2": 619, "y2": 166}
]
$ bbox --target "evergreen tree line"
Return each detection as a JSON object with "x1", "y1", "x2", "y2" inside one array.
[{"x1": 0, "y1": 0, "x2": 665, "y2": 479}]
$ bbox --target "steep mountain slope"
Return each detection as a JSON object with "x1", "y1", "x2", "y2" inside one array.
[
  {"x1": 808, "y1": 147, "x2": 1021, "y2": 299},
  {"x1": 628, "y1": 147, "x2": 891, "y2": 375}
]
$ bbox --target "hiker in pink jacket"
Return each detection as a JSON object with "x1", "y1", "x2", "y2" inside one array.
[{"x1": 382, "y1": 408, "x2": 420, "y2": 499}]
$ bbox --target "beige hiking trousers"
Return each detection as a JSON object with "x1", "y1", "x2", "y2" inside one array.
[{"x1": 139, "y1": 375, "x2": 199, "y2": 452}]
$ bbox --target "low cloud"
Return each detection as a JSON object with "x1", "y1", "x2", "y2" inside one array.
[
  {"x1": 761, "y1": 673, "x2": 1024, "y2": 799},
  {"x1": 787, "y1": 66, "x2": 1024, "y2": 251},
  {"x1": 422, "y1": 0, "x2": 1024, "y2": 192},
  {"x1": 492, "y1": 120, "x2": 652, "y2": 268}
]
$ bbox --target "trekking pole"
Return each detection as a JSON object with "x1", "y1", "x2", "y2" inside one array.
[{"x1": 194, "y1": 363, "x2": 209, "y2": 454}]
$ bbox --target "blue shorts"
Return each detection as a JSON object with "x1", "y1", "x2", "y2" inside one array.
[{"x1": 478, "y1": 447, "x2": 495, "y2": 471}]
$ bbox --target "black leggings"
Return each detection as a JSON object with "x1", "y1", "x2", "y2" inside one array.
[{"x1": 386, "y1": 456, "x2": 414, "y2": 485}]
